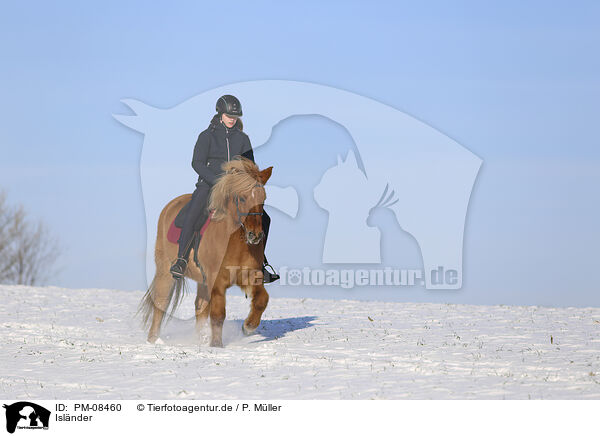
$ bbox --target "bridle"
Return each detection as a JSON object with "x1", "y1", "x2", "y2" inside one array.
[{"x1": 234, "y1": 183, "x2": 264, "y2": 244}]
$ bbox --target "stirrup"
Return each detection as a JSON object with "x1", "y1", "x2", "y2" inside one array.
[
  {"x1": 170, "y1": 257, "x2": 188, "y2": 280},
  {"x1": 262, "y1": 262, "x2": 280, "y2": 284}
]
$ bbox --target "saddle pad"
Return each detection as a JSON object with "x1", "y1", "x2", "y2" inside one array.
[{"x1": 167, "y1": 208, "x2": 212, "y2": 244}]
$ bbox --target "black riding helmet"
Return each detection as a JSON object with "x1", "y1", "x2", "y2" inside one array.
[{"x1": 216, "y1": 95, "x2": 242, "y2": 117}]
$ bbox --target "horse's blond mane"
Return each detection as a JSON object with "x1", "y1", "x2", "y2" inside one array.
[{"x1": 208, "y1": 157, "x2": 263, "y2": 221}]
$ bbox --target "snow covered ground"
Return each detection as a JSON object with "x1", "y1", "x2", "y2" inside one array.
[{"x1": 1, "y1": 284, "x2": 599, "y2": 399}]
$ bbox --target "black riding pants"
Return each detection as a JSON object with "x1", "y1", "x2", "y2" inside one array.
[{"x1": 177, "y1": 184, "x2": 271, "y2": 259}]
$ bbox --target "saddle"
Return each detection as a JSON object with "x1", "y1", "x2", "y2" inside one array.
[
  {"x1": 166, "y1": 200, "x2": 212, "y2": 245},
  {"x1": 166, "y1": 201, "x2": 211, "y2": 279}
]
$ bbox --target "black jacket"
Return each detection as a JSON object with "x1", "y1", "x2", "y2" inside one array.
[{"x1": 191, "y1": 115, "x2": 255, "y2": 187}]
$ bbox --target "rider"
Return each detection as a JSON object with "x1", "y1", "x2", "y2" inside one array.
[{"x1": 169, "y1": 95, "x2": 279, "y2": 283}]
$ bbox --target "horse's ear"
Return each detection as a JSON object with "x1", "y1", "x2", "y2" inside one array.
[{"x1": 259, "y1": 166, "x2": 273, "y2": 184}]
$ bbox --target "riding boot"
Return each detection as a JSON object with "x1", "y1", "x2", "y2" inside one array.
[
  {"x1": 262, "y1": 256, "x2": 280, "y2": 284},
  {"x1": 260, "y1": 213, "x2": 278, "y2": 283},
  {"x1": 170, "y1": 235, "x2": 195, "y2": 280},
  {"x1": 170, "y1": 257, "x2": 188, "y2": 280}
]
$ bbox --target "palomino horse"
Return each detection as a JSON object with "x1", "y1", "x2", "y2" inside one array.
[{"x1": 139, "y1": 157, "x2": 273, "y2": 347}]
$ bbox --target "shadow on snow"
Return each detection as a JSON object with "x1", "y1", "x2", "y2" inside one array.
[
  {"x1": 153, "y1": 315, "x2": 319, "y2": 346},
  {"x1": 250, "y1": 316, "x2": 319, "y2": 343}
]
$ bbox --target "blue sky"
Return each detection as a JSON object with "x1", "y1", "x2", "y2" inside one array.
[{"x1": 0, "y1": 1, "x2": 598, "y2": 306}]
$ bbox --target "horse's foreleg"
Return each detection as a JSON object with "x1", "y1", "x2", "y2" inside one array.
[
  {"x1": 242, "y1": 284, "x2": 269, "y2": 336},
  {"x1": 147, "y1": 273, "x2": 173, "y2": 343},
  {"x1": 209, "y1": 286, "x2": 226, "y2": 347},
  {"x1": 195, "y1": 282, "x2": 210, "y2": 336}
]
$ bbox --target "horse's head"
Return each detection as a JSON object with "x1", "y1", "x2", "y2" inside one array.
[{"x1": 209, "y1": 157, "x2": 273, "y2": 245}]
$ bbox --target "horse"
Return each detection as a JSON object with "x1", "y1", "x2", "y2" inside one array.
[{"x1": 138, "y1": 157, "x2": 273, "y2": 347}]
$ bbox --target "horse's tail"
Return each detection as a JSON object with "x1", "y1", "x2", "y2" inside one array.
[
  {"x1": 137, "y1": 278, "x2": 158, "y2": 329},
  {"x1": 136, "y1": 277, "x2": 188, "y2": 329}
]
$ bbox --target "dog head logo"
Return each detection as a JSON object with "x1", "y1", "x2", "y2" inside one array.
[
  {"x1": 114, "y1": 80, "x2": 481, "y2": 289},
  {"x1": 3, "y1": 402, "x2": 50, "y2": 434}
]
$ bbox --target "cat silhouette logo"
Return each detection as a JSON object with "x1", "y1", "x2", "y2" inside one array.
[
  {"x1": 3, "y1": 402, "x2": 50, "y2": 433},
  {"x1": 114, "y1": 80, "x2": 481, "y2": 289}
]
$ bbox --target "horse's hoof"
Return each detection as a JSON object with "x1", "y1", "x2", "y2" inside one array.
[
  {"x1": 147, "y1": 337, "x2": 164, "y2": 345},
  {"x1": 210, "y1": 339, "x2": 223, "y2": 348},
  {"x1": 242, "y1": 323, "x2": 257, "y2": 336}
]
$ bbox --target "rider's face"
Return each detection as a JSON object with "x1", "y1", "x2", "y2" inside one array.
[{"x1": 221, "y1": 113, "x2": 238, "y2": 128}]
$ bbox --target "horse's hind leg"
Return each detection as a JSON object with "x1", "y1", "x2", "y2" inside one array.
[
  {"x1": 195, "y1": 282, "x2": 210, "y2": 336},
  {"x1": 242, "y1": 284, "x2": 269, "y2": 336},
  {"x1": 147, "y1": 272, "x2": 174, "y2": 343}
]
